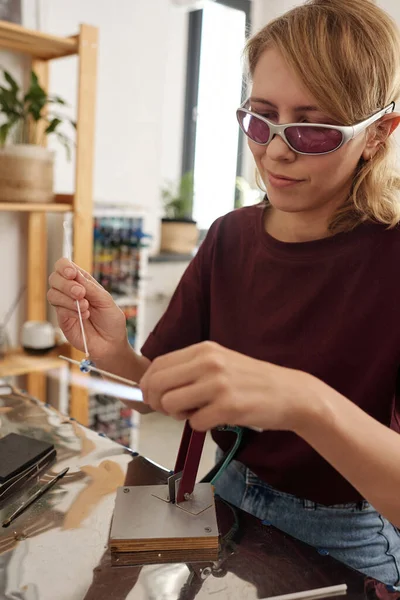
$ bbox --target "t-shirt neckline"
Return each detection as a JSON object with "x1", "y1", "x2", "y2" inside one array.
[{"x1": 258, "y1": 205, "x2": 373, "y2": 262}]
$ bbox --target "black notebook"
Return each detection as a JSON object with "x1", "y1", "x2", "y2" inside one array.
[{"x1": 0, "y1": 433, "x2": 55, "y2": 483}]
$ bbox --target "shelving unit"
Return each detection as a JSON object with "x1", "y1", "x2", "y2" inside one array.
[
  {"x1": 0, "y1": 202, "x2": 73, "y2": 213},
  {"x1": 0, "y1": 20, "x2": 98, "y2": 426},
  {"x1": 87, "y1": 206, "x2": 149, "y2": 449},
  {"x1": 0, "y1": 344, "x2": 71, "y2": 378}
]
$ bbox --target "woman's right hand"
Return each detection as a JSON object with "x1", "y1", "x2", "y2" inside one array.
[{"x1": 47, "y1": 258, "x2": 128, "y2": 360}]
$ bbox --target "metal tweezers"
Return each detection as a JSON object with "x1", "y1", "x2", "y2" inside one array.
[
  {"x1": 168, "y1": 421, "x2": 206, "y2": 504},
  {"x1": 170, "y1": 420, "x2": 262, "y2": 504}
]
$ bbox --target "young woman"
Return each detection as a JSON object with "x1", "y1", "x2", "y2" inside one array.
[{"x1": 48, "y1": 0, "x2": 400, "y2": 587}]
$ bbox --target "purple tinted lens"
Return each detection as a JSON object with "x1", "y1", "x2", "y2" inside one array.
[
  {"x1": 285, "y1": 126, "x2": 343, "y2": 154},
  {"x1": 238, "y1": 111, "x2": 270, "y2": 144}
]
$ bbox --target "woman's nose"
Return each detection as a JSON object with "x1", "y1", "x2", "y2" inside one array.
[{"x1": 266, "y1": 133, "x2": 296, "y2": 162}]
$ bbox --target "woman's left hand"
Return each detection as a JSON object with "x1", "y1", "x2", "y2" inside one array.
[{"x1": 140, "y1": 341, "x2": 318, "y2": 432}]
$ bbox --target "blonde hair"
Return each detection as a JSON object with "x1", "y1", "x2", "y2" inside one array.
[{"x1": 246, "y1": 0, "x2": 400, "y2": 233}]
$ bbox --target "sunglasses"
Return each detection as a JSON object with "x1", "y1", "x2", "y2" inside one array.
[{"x1": 236, "y1": 100, "x2": 395, "y2": 156}]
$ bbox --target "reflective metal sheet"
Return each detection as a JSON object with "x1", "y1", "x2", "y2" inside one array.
[{"x1": 0, "y1": 389, "x2": 398, "y2": 600}]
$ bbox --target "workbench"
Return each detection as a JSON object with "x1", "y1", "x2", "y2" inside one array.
[{"x1": 0, "y1": 388, "x2": 394, "y2": 600}]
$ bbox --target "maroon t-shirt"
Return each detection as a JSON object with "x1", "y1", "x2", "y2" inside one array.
[{"x1": 141, "y1": 205, "x2": 400, "y2": 505}]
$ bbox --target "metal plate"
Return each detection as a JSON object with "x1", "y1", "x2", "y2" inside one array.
[
  {"x1": 175, "y1": 482, "x2": 213, "y2": 516},
  {"x1": 168, "y1": 471, "x2": 181, "y2": 502},
  {"x1": 110, "y1": 484, "x2": 218, "y2": 542},
  {"x1": 152, "y1": 485, "x2": 171, "y2": 504},
  {"x1": 152, "y1": 482, "x2": 214, "y2": 516}
]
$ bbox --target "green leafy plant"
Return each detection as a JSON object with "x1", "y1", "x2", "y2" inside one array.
[
  {"x1": 161, "y1": 171, "x2": 195, "y2": 221},
  {"x1": 0, "y1": 69, "x2": 75, "y2": 159}
]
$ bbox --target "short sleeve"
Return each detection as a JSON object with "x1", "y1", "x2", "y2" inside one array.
[{"x1": 140, "y1": 221, "x2": 218, "y2": 361}]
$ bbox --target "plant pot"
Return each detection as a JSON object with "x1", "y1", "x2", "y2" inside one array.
[
  {"x1": 160, "y1": 218, "x2": 199, "y2": 254},
  {"x1": 0, "y1": 144, "x2": 54, "y2": 203}
]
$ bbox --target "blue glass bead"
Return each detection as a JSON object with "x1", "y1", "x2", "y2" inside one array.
[{"x1": 80, "y1": 359, "x2": 93, "y2": 373}]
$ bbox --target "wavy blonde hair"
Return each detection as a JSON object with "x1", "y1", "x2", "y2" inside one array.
[{"x1": 246, "y1": 0, "x2": 400, "y2": 233}]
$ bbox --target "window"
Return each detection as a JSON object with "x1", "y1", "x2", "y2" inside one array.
[{"x1": 182, "y1": 0, "x2": 251, "y2": 231}]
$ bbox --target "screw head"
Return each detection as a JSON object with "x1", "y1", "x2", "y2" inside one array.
[
  {"x1": 204, "y1": 527, "x2": 212, "y2": 533},
  {"x1": 123, "y1": 488, "x2": 130, "y2": 493}
]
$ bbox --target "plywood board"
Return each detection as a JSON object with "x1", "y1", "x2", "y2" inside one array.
[{"x1": 110, "y1": 484, "x2": 219, "y2": 565}]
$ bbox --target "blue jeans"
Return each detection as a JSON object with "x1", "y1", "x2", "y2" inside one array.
[{"x1": 213, "y1": 452, "x2": 400, "y2": 588}]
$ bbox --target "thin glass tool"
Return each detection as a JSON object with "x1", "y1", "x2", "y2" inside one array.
[
  {"x1": 63, "y1": 221, "x2": 89, "y2": 358},
  {"x1": 58, "y1": 354, "x2": 141, "y2": 389}
]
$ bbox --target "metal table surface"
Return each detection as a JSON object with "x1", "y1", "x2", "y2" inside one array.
[{"x1": 0, "y1": 388, "x2": 398, "y2": 600}]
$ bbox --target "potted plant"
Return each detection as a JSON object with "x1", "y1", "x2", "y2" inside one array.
[
  {"x1": 0, "y1": 69, "x2": 74, "y2": 203},
  {"x1": 160, "y1": 171, "x2": 199, "y2": 254}
]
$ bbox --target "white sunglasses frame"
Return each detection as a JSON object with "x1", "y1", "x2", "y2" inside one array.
[{"x1": 236, "y1": 100, "x2": 395, "y2": 156}]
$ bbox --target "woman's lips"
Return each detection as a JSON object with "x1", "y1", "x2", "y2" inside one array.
[{"x1": 267, "y1": 171, "x2": 305, "y2": 188}]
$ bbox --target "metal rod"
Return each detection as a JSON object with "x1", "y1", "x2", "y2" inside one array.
[
  {"x1": 2, "y1": 467, "x2": 69, "y2": 528},
  {"x1": 58, "y1": 355, "x2": 140, "y2": 388},
  {"x1": 58, "y1": 357, "x2": 263, "y2": 432}
]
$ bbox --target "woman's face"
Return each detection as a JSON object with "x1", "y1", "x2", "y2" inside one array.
[{"x1": 249, "y1": 47, "x2": 370, "y2": 217}]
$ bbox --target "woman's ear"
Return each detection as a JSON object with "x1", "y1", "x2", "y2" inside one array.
[
  {"x1": 380, "y1": 112, "x2": 400, "y2": 137},
  {"x1": 363, "y1": 112, "x2": 400, "y2": 160}
]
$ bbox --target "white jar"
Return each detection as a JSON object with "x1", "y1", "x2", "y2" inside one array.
[{"x1": 21, "y1": 321, "x2": 56, "y2": 354}]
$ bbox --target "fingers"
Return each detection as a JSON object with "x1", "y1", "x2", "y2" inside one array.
[
  {"x1": 56, "y1": 306, "x2": 90, "y2": 322},
  {"x1": 160, "y1": 380, "x2": 215, "y2": 415},
  {"x1": 74, "y1": 265, "x2": 103, "y2": 289},
  {"x1": 54, "y1": 258, "x2": 99, "y2": 287},
  {"x1": 48, "y1": 271, "x2": 86, "y2": 303},
  {"x1": 54, "y1": 258, "x2": 75, "y2": 276},
  {"x1": 141, "y1": 359, "x2": 200, "y2": 408},
  {"x1": 141, "y1": 342, "x2": 227, "y2": 414},
  {"x1": 49, "y1": 262, "x2": 110, "y2": 306},
  {"x1": 143, "y1": 341, "x2": 220, "y2": 376},
  {"x1": 48, "y1": 288, "x2": 89, "y2": 313},
  {"x1": 188, "y1": 404, "x2": 225, "y2": 432}
]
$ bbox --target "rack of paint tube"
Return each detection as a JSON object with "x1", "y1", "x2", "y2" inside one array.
[
  {"x1": 93, "y1": 211, "x2": 151, "y2": 345},
  {"x1": 88, "y1": 206, "x2": 151, "y2": 448}
]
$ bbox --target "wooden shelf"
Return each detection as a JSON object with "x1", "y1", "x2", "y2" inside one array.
[
  {"x1": 0, "y1": 346, "x2": 70, "y2": 378},
  {"x1": 0, "y1": 20, "x2": 78, "y2": 60},
  {"x1": 0, "y1": 23, "x2": 98, "y2": 423},
  {"x1": 0, "y1": 202, "x2": 73, "y2": 212}
]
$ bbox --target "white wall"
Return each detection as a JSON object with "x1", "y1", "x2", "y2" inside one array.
[
  {"x1": 0, "y1": 0, "x2": 188, "y2": 346},
  {"x1": 41, "y1": 0, "x2": 188, "y2": 253},
  {"x1": 251, "y1": 0, "x2": 299, "y2": 28},
  {"x1": 0, "y1": 0, "x2": 36, "y2": 346}
]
